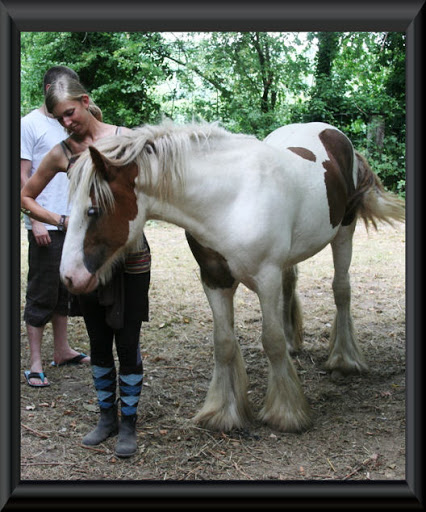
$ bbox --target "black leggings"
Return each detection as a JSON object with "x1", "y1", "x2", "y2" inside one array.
[{"x1": 79, "y1": 271, "x2": 150, "y2": 375}]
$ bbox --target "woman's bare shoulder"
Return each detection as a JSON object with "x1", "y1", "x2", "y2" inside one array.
[{"x1": 40, "y1": 142, "x2": 69, "y2": 173}]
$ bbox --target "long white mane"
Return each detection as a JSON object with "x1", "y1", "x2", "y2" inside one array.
[{"x1": 68, "y1": 120, "x2": 256, "y2": 211}]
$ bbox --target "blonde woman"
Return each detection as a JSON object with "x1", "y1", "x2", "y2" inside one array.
[{"x1": 21, "y1": 77, "x2": 151, "y2": 458}]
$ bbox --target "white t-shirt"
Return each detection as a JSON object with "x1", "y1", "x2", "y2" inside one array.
[{"x1": 21, "y1": 108, "x2": 71, "y2": 230}]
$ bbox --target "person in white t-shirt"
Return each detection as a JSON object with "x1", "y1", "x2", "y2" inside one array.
[{"x1": 21, "y1": 66, "x2": 90, "y2": 387}]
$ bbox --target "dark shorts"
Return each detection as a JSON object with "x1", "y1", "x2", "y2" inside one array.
[{"x1": 24, "y1": 230, "x2": 70, "y2": 327}]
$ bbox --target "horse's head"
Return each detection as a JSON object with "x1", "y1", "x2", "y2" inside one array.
[
  {"x1": 60, "y1": 123, "x2": 195, "y2": 293},
  {"x1": 60, "y1": 145, "x2": 146, "y2": 294}
]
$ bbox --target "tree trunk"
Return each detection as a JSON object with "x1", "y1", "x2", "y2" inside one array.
[{"x1": 367, "y1": 115, "x2": 385, "y2": 153}]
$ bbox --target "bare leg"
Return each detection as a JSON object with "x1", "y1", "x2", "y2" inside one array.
[
  {"x1": 51, "y1": 313, "x2": 90, "y2": 365},
  {"x1": 26, "y1": 324, "x2": 48, "y2": 386}
]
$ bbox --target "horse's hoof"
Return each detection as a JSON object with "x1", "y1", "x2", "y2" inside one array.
[
  {"x1": 330, "y1": 364, "x2": 368, "y2": 382},
  {"x1": 330, "y1": 369, "x2": 346, "y2": 382}
]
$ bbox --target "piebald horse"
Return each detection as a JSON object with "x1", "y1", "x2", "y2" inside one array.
[{"x1": 60, "y1": 121, "x2": 404, "y2": 433}]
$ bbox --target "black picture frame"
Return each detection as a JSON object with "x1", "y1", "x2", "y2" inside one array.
[{"x1": 1, "y1": 0, "x2": 424, "y2": 509}]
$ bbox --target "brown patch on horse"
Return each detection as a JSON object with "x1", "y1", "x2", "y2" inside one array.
[
  {"x1": 319, "y1": 129, "x2": 356, "y2": 228},
  {"x1": 185, "y1": 232, "x2": 235, "y2": 289},
  {"x1": 287, "y1": 147, "x2": 317, "y2": 162},
  {"x1": 83, "y1": 162, "x2": 139, "y2": 274}
]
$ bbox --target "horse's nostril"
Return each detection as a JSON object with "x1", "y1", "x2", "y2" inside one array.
[{"x1": 64, "y1": 275, "x2": 73, "y2": 289}]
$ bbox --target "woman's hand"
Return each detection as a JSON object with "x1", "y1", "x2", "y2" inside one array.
[{"x1": 31, "y1": 220, "x2": 51, "y2": 246}]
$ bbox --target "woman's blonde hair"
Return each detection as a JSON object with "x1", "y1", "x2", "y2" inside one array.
[{"x1": 45, "y1": 77, "x2": 103, "y2": 123}]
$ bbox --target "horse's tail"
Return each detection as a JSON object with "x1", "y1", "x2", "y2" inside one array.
[{"x1": 352, "y1": 151, "x2": 405, "y2": 230}]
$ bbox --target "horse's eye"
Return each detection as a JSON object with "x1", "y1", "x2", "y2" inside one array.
[{"x1": 87, "y1": 207, "x2": 102, "y2": 217}]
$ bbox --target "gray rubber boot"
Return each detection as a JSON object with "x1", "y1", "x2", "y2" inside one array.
[
  {"x1": 82, "y1": 405, "x2": 118, "y2": 446},
  {"x1": 114, "y1": 415, "x2": 137, "y2": 458}
]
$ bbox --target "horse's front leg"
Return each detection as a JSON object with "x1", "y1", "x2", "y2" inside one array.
[
  {"x1": 257, "y1": 271, "x2": 311, "y2": 432},
  {"x1": 326, "y1": 222, "x2": 368, "y2": 376},
  {"x1": 193, "y1": 282, "x2": 252, "y2": 431}
]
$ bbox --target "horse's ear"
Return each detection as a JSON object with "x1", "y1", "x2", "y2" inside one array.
[
  {"x1": 89, "y1": 146, "x2": 115, "y2": 182},
  {"x1": 145, "y1": 140, "x2": 156, "y2": 155}
]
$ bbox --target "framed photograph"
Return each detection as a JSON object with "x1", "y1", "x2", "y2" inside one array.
[{"x1": 1, "y1": 0, "x2": 423, "y2": 509}]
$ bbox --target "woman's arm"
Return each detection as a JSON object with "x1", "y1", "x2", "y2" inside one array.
[
  {"x1": 20, "y1": 144, "x2": 68, "y2": 228},
  {"x1": 21, "y1": 158, "x2": 53, "y2": 245},
  {"x1": 20, "y1": 159, "x2": 32, "y2": 189}
]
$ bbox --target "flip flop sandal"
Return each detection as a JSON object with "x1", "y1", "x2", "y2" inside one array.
[
  {"x1": 50, "y1": 352, "x2": 89, "y2": 367},
  {"x1": 24, "y1": 370, "x2": 50, "y2": 388}
]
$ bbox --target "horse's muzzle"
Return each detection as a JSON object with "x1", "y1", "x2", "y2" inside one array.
[{"x1": 61, "y1": 270, "x2": 99, "y2": 295}]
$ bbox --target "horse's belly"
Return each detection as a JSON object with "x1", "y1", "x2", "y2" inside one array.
[
  {"x1": 286, "y1": 235, "x2": 335, "y2": 266},
  {"x1": 283, "y1": 205, "x2": 338, "y2": 262}
]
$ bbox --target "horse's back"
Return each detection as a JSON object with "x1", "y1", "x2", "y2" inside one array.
[{"x1": 264, "y1": 122, "x2": 341, "y2": 153}]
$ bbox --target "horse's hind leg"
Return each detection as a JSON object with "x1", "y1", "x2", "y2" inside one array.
[
  {"x1": 193, "y1": 283, "x2": 252, "y2": 431},
  {"x1": 326, "y1": 221, "x2": 368, "y2": 375},
  {"x1": 282, "y1": 265, "x2": 303, "y2": 353}
]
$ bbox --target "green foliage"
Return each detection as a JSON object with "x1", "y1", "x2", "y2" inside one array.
[
  {"x1": 290, "y1": 32, "x2": 405, "y2": 194},
  {"x1": 21, "y1": 31, "x2": 405, "y2": 195}
]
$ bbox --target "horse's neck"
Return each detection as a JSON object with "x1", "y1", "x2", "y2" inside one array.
[
  {"x1": 144, "y1": 138, "x2": 251, "y2": 240},
  {"x1": 146, "y1": 176, "x2": 213, "y2": 236},
  {"x1": 148, "y1": 200, "x2": 198, "y2": 231}
]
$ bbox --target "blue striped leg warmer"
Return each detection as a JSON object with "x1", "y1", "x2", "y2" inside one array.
[
  {"x1": 119, "y1": 373, "x2": 143, "y2": 417},
  {"x1": 91, "y1": 365, "x2": 117, "y2": 410}
]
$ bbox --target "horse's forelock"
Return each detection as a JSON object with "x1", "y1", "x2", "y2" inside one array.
[
  {"x1": 68, "y1": 147, "x2": 116, "y2": 214},
  {"x1": 67, "y1": 149, "x2": 91, "y2": 203}
]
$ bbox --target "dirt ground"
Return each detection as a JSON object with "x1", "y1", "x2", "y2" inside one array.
[{"x1": 20, "y1": 219, "x2": 406, "y2": 482}]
